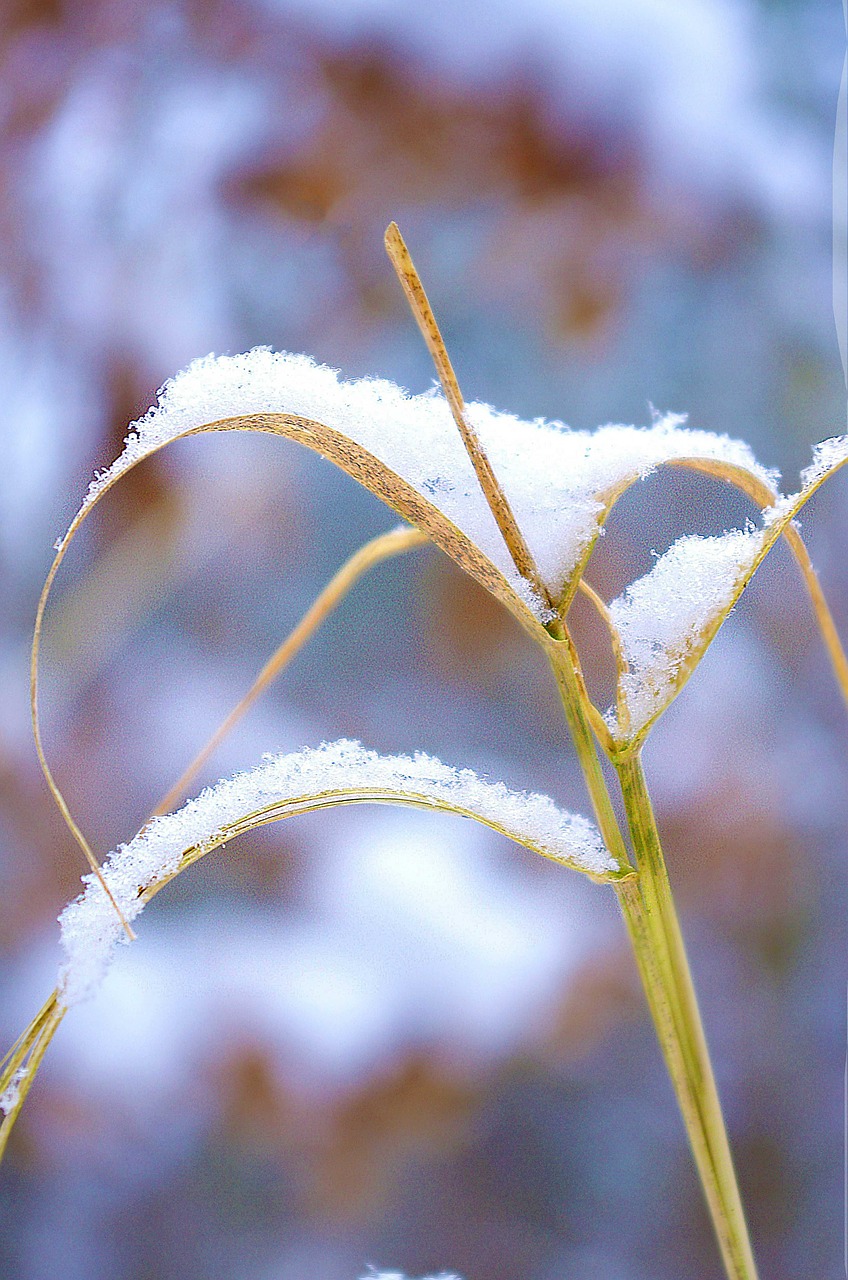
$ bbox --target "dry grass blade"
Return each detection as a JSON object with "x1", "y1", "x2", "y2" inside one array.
[
  {"x1": 559, "y1": 452, "x2": 848, "y2": 682},
  {"x1": 575, "y1": 577, "x2": 631, "y2": 739},
  {"x1": 384, "y1": 222, "x2": 554, "y2": 614},
  {"x1": 152, "y1": 525, "x2": 428, "y2": 816},
  {"x1": 579, "y1": 453, "x2": 848, "y2": 713},
  {"x1": 671, "y1": 456, "x2": 848, "y2": 709},
  {"x1": 82, "y1": 415, "x2": 548, "y2": 634}
]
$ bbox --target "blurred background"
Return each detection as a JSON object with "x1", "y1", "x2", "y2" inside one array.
[{"x1": 0, "y1": 1, "x2": 846, "y2": 1276}]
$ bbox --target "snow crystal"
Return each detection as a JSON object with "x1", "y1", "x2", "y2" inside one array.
[
  {"x1": 57, "y1": 740, "x2": 611, "y2": 1007},
  {"x1": 610, "y1": 529, "x2": 764, "y2": 736},
  {"x1": 80, "y1": 349, "x2": 778, "y2": 616},
  {"x1": 800, "y1": 434, "x2": 848, "y2": 490},
  {"x1": 362, "y1": 1274, "x2": 461, "y2": 1280},
  {"x1": 762, "y1": 434, "x2": 848, "y2": 529},
  {"x1": 0, "y1": 1067, "x2": 26, "y2": 1116},
  {"x1": 761, "y1": 492, "x2": 798, "y2": 528}
]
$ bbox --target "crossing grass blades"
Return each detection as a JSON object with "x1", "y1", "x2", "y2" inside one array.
[{"x1": 3, "y1": 224, "x2": 848, "y2": 1280}]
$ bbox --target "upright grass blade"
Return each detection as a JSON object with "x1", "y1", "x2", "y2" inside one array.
[{"x1": 384, "y1": 222, "x2": 553, "y2": 613}]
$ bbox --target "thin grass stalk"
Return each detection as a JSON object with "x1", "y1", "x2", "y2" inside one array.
[
  {"x1": 616, "y1": 751, "x2": 759, "y2": 1280},
  {"x1": 545, "y1": 639, "x2": 680, "y2": 1040},
  {"x1": 545, "y1": 639, "x2": 691, "y2": 1064},
  {"x1": 784, "y1": 528, "x2": 848, "y2": 702},
  {"x1": 153, "y1": 525, "x2": 427, "y2": 816}
]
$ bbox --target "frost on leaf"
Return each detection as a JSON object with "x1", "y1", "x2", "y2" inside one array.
[
  {"x1": 57, "y1": 740, "x2": 616, "y2": 1007},
  {"x1": 0, "y1": 1068, "x2": 27, "y2": 1117},
  {"x1": 75, "y1": 349, "x2": 777, "y2": 625},
  {"x1": 610, "y1": 529, "x2": 764, "y2": 738}
]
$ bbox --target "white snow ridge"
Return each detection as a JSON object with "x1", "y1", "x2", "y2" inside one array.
[{"x1": 57, "y1": 740, "x2": 612, "y2": 1007}]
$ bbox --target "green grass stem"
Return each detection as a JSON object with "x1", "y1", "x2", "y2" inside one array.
[
  {"x1": 547, "y1": 637, "x2": 759, "y2": 1280},
  {"x1": 615, "y1": 752, "x2": 759, "y2": 1280}
]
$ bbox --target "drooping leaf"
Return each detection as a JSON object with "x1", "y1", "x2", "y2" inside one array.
[
  {"x1": 64, "y1": 351, "x2": 784, "y2": 630},
  {"x1": 59, "y1": 739, "x2": 625, "y2": 1008},
  {"x1": 0, "y1": 740, "x2": 622, "y2": 1158}
]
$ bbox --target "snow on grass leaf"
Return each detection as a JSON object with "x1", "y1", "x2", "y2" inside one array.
[
  {"x1": 799, "y1": 434, "x2": 848, "y2": 490},
  {"x1": 608, "y1": 433, "x2": 848, "y2": 746},
  {"x1": 58, "y1": 739, "x2": 622, "y2": 1007},
  {"x1": 77, "y1": 349, "x2": 779, "y2": 625},
  {"x1": 610, "y1": 529, "x2": 764, "y2": 739}
]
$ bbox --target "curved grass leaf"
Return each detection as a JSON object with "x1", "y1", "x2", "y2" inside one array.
[
  {"x1": 572, "y1": 454, "x2": 848, "y2": 708},
  {"x1": 65, "y1": 367, "x2": 551, "y2": 635},
  {"x1": 58, "y1": 353, "x2": 783, "y2": 635},
  {"x1": 608, "y1": 437, "x2": 848, "y2": 751},
  {"x1": 0, "y1": 740, "x2": 624, "y2": 1159},
  {"x1": 30, "y1": 370, "x2": 548, "y2": 918},
  {"x1": 61, "y1": 737, "x2": 624, "y2": 1006}
]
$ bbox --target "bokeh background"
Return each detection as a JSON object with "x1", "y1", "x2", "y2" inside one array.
[{"x1": 0, "y1": 1, "x2": 846, "y2": 1276}]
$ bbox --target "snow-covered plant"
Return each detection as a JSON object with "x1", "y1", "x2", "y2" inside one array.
[{"x1": 2, "y1": 224, "x2": 847, "y2": 1280}]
